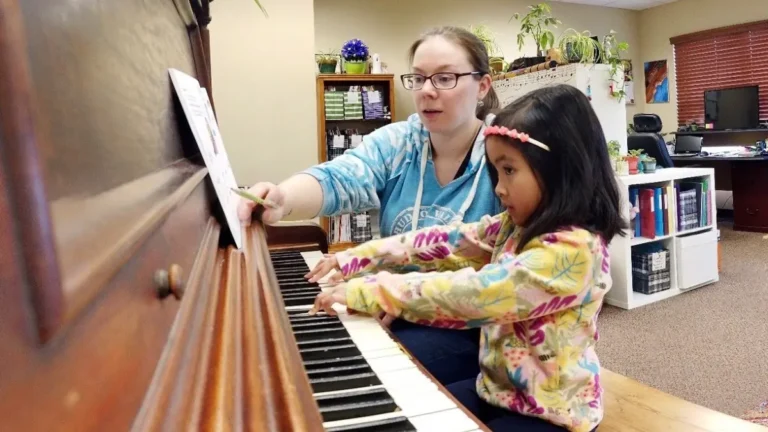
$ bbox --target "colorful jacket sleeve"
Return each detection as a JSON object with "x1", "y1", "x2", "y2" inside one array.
[
  {"x1": 302, "y1": 122, "x2": 408, "y2": 216},
  {"x1": 343, "y1": 228, "x2": 605, "y2": 328},
  {"x1": 334, "y1": 213, "x2": 504, "y2": 277}
]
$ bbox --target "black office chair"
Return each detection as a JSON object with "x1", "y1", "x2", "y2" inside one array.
[{"x1": 628, "y1": 113, "x2": 674, "y2": 168}]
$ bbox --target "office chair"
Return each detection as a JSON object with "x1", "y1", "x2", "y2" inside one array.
[{"x1": 628, "y1": 113, "x2": 675, "y2": 168}]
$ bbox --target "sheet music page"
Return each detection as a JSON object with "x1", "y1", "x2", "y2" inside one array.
[{"x1": 168, "y1": 68, "x2": 243, "y2": 249}]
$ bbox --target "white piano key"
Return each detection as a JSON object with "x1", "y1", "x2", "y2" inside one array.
[
  {"x1": 366, "y1": 354, "x2": 416, "y2": 374},
  {"x1": 294, "y1": 251, "x2": 483, "y2": 432},
  {"x1": 389, "y1": 388, "x2": 458, "y2": 417},
  {"x1": 322, "y1": 411, "x2": 407, "y2": 430},
  {"x1": 361, "y1": 346, "x2": 403, "y2": 361},
  {"x1": 409, "y1": 408, "x2": 481, "y2": 432}
]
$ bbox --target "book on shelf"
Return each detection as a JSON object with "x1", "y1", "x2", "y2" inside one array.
[
  {"x1": 629, "y1": 178, "x2": 711, "y2": 241},
  {"x1": 328, "y1": 212, "x2": 373, "y2": 245}
]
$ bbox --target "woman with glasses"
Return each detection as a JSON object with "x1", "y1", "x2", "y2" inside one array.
[{"x1": 238, "y1": 26, "x2": 503, "y2": 386}]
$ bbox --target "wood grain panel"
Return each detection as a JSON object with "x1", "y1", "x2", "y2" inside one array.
[
  {"x1": 0, "y1": 180, "x2": 215, "y2": 432},
  {"x1": 0, "y1": 0, "x2": 211, "y2": 342},
  {"x1": 600, "y1": 368, "x2": 767, "y2": 431}
]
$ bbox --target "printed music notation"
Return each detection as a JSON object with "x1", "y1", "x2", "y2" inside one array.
[
  {"x1": 169, "y1": 68, "x2": 243, "y2": 249},
  {"x1": 492, "y1": 64, "x2": 580, "y2": 108}
]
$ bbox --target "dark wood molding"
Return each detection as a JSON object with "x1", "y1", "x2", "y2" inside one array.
[
  {"x1": 132, "y1": 222, "x2": 324, "y2": 431},
  {"x1": 0, "y1": 0, "x2": 64, "y2": 344},
  {"x1": 130, "y1": 218, "x2": 222, "y2": 431},
  {"x1": 670, "y1": 19, "x2": 768, "y2": 45},
  {"x1": 244, "y1": 223, "x2": 326, "y2": 431}
]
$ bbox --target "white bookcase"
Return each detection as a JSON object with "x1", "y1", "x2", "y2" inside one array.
[{"x1": 606, "y1": 167, "x2": 720, "y2": 309}]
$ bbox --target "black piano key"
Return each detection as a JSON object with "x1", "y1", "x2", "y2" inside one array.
[
  {"x1": 294, "y1": 327, "x2": 349, "y2": 342},
  {"x1": 280, "y1": 286, "x2": 322, "y2": 295},
  {"x1": 279, "y1": 280, "x2": 320, "y2": 288},
  {"x1": 282, "y1": 289, "x2": 322, "y2": 299},
  {"x1": 302, "y1": 354, "x2": 366, "y2": 368},
  {"x1": 289, "y1": 315, "x2": 338, "y2": 325},
  {"x1": 300, "y1": 342, "x2": 360, "y2": 361},
  {"x1": 310, "y1": 370, "x2": 381, "y2": 393},
  {"x1": 272, "y1": 258, "x2": 309, "y2": 266},
  {"x1": 290, "y1": 321, "x2": 345, "y2": 331},
  {"x1": 325, "y1": 416, "x2": 417, "y2": 432},
  {"x1": 297, "y1": 336, "x2": 351, "y2": 349},
  {"x1": 282, "y1": 295, "x2": 319, "y2": 307},
  {"x1": 316, "y1": 387, "x2": 399, "y2": 423}
]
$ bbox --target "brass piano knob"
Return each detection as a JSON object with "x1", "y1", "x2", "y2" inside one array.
[{"x1": 155, "y1": 264, "x2": 184, "y2": 300}]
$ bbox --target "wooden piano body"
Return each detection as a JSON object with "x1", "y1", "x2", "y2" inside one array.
[
  {"x1": 0, "y1": 0, "x2": 328, "y2": 429},
  {"x1": 0, "y1": 0, "x2": 489, "y2": 430}
]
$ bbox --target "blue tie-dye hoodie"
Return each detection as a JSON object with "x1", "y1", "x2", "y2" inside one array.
[{"x1": 303, "y1": 113, "x2": 503, "y2": 237}]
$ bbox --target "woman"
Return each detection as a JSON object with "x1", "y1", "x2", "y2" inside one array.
[{"x1": 238, "y1": 26, "x2": 503, "y2": 386}]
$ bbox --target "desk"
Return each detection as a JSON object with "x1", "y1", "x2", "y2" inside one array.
[{"x1": 671, "y1": 154, "x2": 768, "y2": 232}]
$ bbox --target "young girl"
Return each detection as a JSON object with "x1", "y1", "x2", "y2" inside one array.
[{"x1": 309, "y1": 84, "x2": 626, "y2": 432}]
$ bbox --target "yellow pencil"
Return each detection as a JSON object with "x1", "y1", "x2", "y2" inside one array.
[{"x1": 231, "y1": 187, "x2": 278, "y2": 209}]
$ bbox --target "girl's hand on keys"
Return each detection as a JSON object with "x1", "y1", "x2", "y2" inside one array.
[
  {"x1": 309, "y1": 284, "x2": 347, "y2": 316},
  {"x1": 305, "y1": 253, "x2": 342, "y2": 283}
]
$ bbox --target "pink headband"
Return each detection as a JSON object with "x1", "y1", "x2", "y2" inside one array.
[{"x1": 483, "y1": 126, "x2": 550, "y2": 152}]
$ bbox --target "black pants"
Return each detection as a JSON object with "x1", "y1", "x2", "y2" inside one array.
[{"x1": 446, "y1": 378, "x2": 599, "y2": 431}]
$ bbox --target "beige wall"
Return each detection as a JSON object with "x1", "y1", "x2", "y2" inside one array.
[
  {"x1": 209, "y1": 0, "x2": 318, "y2": 186},
  {"x1": 314, "y1": 0, "x2": 642, "y2": 124},
  {"x1": 637, "y1": 0, "x2": 768, "y2": 134}
]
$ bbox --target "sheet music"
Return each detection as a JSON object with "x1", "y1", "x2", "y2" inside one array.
[
  {"x1": 169, "y1": 68, "x2": 243, "y2": 249},
  {"x1": 492, "y1": 64, "x2": 579, "y2": 108}
]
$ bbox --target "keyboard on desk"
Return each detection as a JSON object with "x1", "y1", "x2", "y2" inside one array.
[{"x1": 269, "y1": 250, "x2": 484, "y2": 432}]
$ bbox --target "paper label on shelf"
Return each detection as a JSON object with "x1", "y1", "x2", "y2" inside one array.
[
  {"x1": 651, "y1": 252, "x2": 666, "y2": 271},
  {"x1": 332, "y1": 135, "x2": 345, "y2": 148},
  {"x1": 347, "y1": 91, "x2": 360, "y2": 104},
  {"x1": 350, "y1": 134, "x2": 363, "y2": 148},
  {"x1": 368, "y1": 91, "x2": 381, "y2": 104},
  {"x1": 355, "y1": 214, "x2": 368, "y2": 227}
]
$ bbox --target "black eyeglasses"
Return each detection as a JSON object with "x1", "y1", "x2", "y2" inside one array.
[{"x1": 400, "y1": 72, "x2": 482, "y2": 90}]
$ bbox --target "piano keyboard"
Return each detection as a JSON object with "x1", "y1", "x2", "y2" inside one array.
[{"x1": 269, "y1": 250, "x2": 484, "y2": 432}]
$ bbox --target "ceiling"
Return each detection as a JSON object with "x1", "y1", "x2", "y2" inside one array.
[{"x1": 551, "y1": 0, "x2": 679, "y2": 10}]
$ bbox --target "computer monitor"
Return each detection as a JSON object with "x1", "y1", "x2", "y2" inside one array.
[
  {"x1": 675, "y1": 135, "x2": 703, "y2": 154},
  {"x1": 704, "y1": 85, "x2": 760, "y2": 130}
]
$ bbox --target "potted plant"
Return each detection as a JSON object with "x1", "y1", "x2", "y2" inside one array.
[
  {"x1": 642, "y1": 155, "x2": 657, "y2": 173},
  {"x1": 557, "y1": 28, "x2": 603, "y2": 64},
  {"x1": 607, "y1": 139, "x2": 620, "y2": 167},
  {"x1": 625, "y1": 149, "x2": 643, "y2": 174},
  {"x1": 469, "y1": 24, "x2": 505, "y2": 74},
  {"x1": 509, "y1": 2, "x2": 561, "y2": 69},
  {"x1": 341, "y1": 39, "x2": 369, "y2": 74},
  {"x1": 316, "y1": 50, "x2": 339, "y2": 74}
]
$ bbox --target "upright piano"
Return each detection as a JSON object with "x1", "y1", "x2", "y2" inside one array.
[{"x1": 0, "y1": 0, "x2": 487, "y2": 430}]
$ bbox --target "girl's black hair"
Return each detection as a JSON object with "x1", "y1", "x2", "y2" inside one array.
[{"x1": 486, "y1": 84, "x2": 627, "y2": 252}]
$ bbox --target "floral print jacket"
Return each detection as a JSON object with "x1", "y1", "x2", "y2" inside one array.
[{"x1": 336, "y1": 211, "x2": 611, "y2": 432}]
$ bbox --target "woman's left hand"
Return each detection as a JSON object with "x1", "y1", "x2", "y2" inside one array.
[{"x1": 309, "y1": 285, "x2": 348, "y2": 316}]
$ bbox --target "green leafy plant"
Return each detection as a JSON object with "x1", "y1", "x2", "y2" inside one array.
[
  {"x1": 469, "y1": 24, "x2": 506, "y2": 73},
  {"x1": 557, "y1": 29, "x2": 603, "y2": 63},
  {"x1": 469, "y1": 24, "x2": 502, "y2": 57},
  {"x1": 316, "y1": 50, "x2": 339, "y2": 65},
  {"x1": 607, "y1": 140, "x2": 621, "y2": 160},
  {"x1": 510, "y1": 3, "x2": 561, "y2": 56},
  {"x1": 627, "y1": 149, "x2": 644, "y2": 158},
  {"x1": 603, "y1": 30, "x2": 630, "y2": 101}
]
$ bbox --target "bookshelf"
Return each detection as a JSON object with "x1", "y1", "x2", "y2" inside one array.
[
  {"x1": 606, "y1": 168, "x2": 720, "y2": 309},
  {"x1": 316, "y1": 73, "x2": 395, "y2": 252}
]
